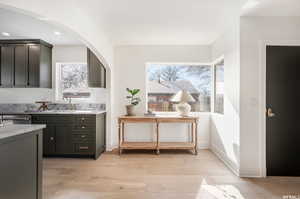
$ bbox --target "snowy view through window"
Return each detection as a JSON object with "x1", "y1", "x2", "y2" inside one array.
[
  {"x1": 60, "y1": 63, "x2": 90, "y2": 98},
  {"x1": 147, "y1": 64, "x2": 211, "y2": 112}
]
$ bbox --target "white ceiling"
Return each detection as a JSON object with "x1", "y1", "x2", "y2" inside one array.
[
  {"x1": 1, "y1": 0, "x2": 300, "y2": 47},
  {"x1": 242, "y1": 0, "x2": 300, "y2": 16},
  {"x1": 83, "y1": 0, "x2": 246, "y2": 46},
  {"x1": 0, "y1": 8, "x2": 82, "y2": 45}
]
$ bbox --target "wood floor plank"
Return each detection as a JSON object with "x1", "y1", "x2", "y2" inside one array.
[{"x1": 43, "y1": 150, "x2": 300, "y2": 199}]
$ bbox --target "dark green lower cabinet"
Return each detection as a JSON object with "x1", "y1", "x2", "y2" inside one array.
[
  {"x1": 0, "y1": 130, "x2": 43, "y2": 199},
  {"x1": 32, "y1": 113, "x2": 106, "y2": 159}
]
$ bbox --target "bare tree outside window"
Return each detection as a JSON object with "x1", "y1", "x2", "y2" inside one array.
[
  {"x1": 59, "y1": 63, "x2": 90, "y2": 99},
  {"x1": 147, "y1": 64, "x2": 211, "y2": 112}
]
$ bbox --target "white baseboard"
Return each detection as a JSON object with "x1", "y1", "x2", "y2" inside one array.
[
  {"x1": 210, "y1": 144, "x2": 239, "y2": 176},
  {"x1": 198, "y1": 141, "x2": 210, "y2": 149},
  {"x1": 105, "y1": 142, "x2": 116, "y2": 151},
  {"x1": 239, "y1": 170, "x2": 262, "y2": 178}
]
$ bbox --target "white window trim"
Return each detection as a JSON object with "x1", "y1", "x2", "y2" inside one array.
[
  {"x1": 145, "y1": 62, "x2": 214, "y2": 114},
  {"x1": 55, "y1": 62, "x2": 90, "y2": 103},
  {"x1": 212, "y1": 56, "x2": 225, "y2": 115}
]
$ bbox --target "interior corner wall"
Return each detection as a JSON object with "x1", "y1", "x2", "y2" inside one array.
[
  {"x1": 112, "y1": 45, "x2": 212, "y2": 149},
  {"x1": 210, "y1": 21, "x2": 241, "y2": 175},
  {"x1": 240, "y1": 16, "x2": 300, "y2": 177}
]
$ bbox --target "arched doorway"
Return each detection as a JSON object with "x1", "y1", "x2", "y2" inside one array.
[{"x1": 0, "y1": 3, "x2": 113, "y2": 151}]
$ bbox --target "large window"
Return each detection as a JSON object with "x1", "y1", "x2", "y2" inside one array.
[
  {"x1": 56, "y1": 63, "x2": 90, "y2": 100},
  {"x1": 147, "y1": 64, "x2": 211, "y2": 112},
  {"x1": 214, "y1": 59, "x2": 224, "y2": 114}
]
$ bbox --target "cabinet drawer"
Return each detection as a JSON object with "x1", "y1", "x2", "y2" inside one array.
[
  {"x1": 32, "y1": 115, "x2": 73, "y2": 124},
  {"x1": 74, "y1": 143, "x2": 94, "y2": 154},
  {"x1": 72, "y1": 133, "x2": 94, "y2": 143},
  {"x1": 31, "y1": 115, "x2": 52, "y2": 123},
  {"x1": 75, "y1": 115, "x2": 95, "y2": 124},
  {"x1": 54, "y1": 116, "x2": 74, "y2": 124},
  {"x1": 73, "y1": 124, "x2": 95, "y2": 131}
]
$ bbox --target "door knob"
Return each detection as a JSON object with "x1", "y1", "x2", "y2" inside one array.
[{"x1": 267, "y1": 108, "x2": 276, "y2": 117}]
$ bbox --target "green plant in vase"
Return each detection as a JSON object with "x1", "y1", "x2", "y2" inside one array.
[{"x1": 126, "y1": 88, "x2": 141, "y2": 116}]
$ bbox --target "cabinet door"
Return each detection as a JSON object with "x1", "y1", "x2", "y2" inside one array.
[
  {"x1": 87, "y1": 48, "x2": 106, "y2": 88},
  {"x1": 55, "y1": 125, "x2": 73, "y2": 154},
  {"x1": 28, "y1": 44, "x2": 40, "y2": 87},
  {"x1": 99, "y1": 114, "x2": 106, "y2": 149},
  {"x1": 95, "y1": 113, "x2": 105, "y2": 159},
  {"x1": 0, "y1": 45, "x2": 14, "y2": 87},
  {"x1": 39, "y1": 45, "x2": 52, "y2": 88},
  {"x1": 14, "y1": 45, "x2": 28, "y2": 87},
  {"x1": 43, "y1": 125, "x2": 56, "y2": 155}
]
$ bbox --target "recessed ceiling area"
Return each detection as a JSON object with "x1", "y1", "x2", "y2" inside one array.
[{"x1": 0, "y1": 7, "x2": 82, "y2": 45}]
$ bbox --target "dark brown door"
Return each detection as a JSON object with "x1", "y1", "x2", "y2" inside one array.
[
  {"x1": 14, "y1": 45, "x2": 28, "y2": 87},
  {"x1": 266, "y1": 46, "x2": 300, "y2": 176},
  {"x1": 0, "y1": 45, "x2": 14, "y2": 87}
]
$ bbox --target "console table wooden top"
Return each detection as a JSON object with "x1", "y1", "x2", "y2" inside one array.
[
  {"x1": 118, "y1": 115, "x2": 199, "y2": 155},
  {"x1": 118, "y1": 115, "x2": 198, "y2": 123}
]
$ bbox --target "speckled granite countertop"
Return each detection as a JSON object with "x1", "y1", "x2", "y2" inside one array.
[
  {"x1": 0, "y1": 124, "x2": 46, "y2": 140},
  {"x1": 28, "y1": 110, "x2": 106, "y2": 115},
  {"x1": 0, "y1": 110, "x2": 106, "y2": 115}
]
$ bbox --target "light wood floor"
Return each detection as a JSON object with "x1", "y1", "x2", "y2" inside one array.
[{"x1": 43, "y1": 150, "x2": 300, "y2": 199}]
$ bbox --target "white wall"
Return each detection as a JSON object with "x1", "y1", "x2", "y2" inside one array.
[
  {"x1": 210, "y1": 22, "x2": 240, "y2": 175},
  {"x1": 239, "y1": 16, "x2": 300, "y2": 177},
  {"x1": 113, "y1": 45, "x2": 212, "y2": 149},
  {"x1": 0, "y1": 88, "x2": 53, "y2": 103}
]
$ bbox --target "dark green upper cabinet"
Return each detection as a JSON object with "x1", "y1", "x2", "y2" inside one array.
[
  {"x1": 0, "y1": 39, "x2": 52, "y2": 88},
  {"x1": 87, "y1": 48, "x2": 106, "y2": 88},
  {"x1": 0, "y1": 45, "x2": 14, "y2": 87}
]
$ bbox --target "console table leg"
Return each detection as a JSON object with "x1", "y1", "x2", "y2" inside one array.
[
  {"x1": 191, "y1": 123, "x2": 194, "y2": 143},
  {"x1": 122, "y1": 122, "x2": 125, "y2": 142},
  {"x1": 156, "y1": 122, "x2": 160, "y2": 155},
  {"x1": 118, "y1": 122, "x2": 121, "y2": 155},
  {"x1": 194, "y1": 121, "x2": 198, "y2": 155},
  {"x1": 156, "y1": 149, "x2": 160, "y2": 155}
]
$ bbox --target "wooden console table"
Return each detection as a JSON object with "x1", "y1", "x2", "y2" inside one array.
[{"x1": 118, "y1": 116, "x2": 198, "y2": 155}]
